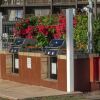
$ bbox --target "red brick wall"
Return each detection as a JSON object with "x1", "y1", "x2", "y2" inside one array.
[
  {"x1": 0, "y1": 54, "x2": 6, "y2": 79},
  {"x1": 57, "y1": 59, "x2": 67, "y2": 91},
  {"x1": 74, "y1": 58, "x2": 90, "y2": 92},
  {"x1": 19, "y1": 56, "x2": 41, "y2": 85},
  {"x1": 0, "y1": 53, "x2": 91, "y2": 92},
  {"x1": 89, "y1": 56, "x2": 100, "y2": 91}
]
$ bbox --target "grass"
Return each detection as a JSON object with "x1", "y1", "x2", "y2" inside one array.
[
  {"x1": 23, "y1": 94, "x2": 87, "y2": 100},
  {"x1": 0, "y1": 98, "x2": 9, "y2": 100}
]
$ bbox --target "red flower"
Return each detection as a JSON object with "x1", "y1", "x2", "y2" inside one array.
[
  {"x1": 37, "y1": 25, "x2": 48, "y2": 36},
  {"x1": 14, "y1": 15, "x2": 78, "y2": 42},
  {"x1": 26, "y1": 26, "x2": 34, "y2": 34},
  {"x1": 58, "y1": 15, "x2": 66, "y2": 25},
  {"x1": 20, "y1": 29, "x2": 26, "y2": 35},
  {"x1": 54, "y1": 33, "x2": 61, "y2": 39},
  {"x1": 37, "y1": 25, "x2": 45, "y2": 33},
  {"x1": 73, "y1": 17, "x2": 77, "y2": 28}
]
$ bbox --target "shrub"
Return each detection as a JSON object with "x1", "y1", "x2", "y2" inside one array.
[
  {"x1": 74, "y1": 15, "x2": 88, "y2": 52},
  {"x1": 93, "y1": 15, "x2": 100, "y2": 54}
]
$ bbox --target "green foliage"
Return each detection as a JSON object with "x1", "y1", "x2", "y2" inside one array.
[
  {"x1": 93, "y1": 16, "x2": 100, "y2": 53},
  {"x1": 40, "y1": 15, "x2": 58, "y2": 25},
  {"x1": 14, "y1": 14, "x2": 100, "y2": 53},
  {"x1": 74, "y1": 14, "x2": 100, "y2": 53},
  {"x1": 30, "y1": 16, "x2": 38, "y2": 26},
  {"x1": 22, "y1": 23, "x2": 28, "y2": 29},
  {"x1": 36, "y1": 34, "x2": 48, "y2": 47},
  {"x1": 74, "y1": 15, "x2": 88, "y2": 52}
]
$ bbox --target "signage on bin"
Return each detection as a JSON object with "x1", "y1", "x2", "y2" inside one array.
[
  {"x1": 27, "y1": 57, "x2": 32, "y2": 69},
  {"x1": 51, "y1": 63, "x2": 57, "y2": 74},
  {"x1": 15, "y1": 58, "x2": 19, "y2": 69}
]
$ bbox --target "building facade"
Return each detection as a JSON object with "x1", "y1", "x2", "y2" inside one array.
[{"x1": 0, "y1": 0, "x2": 100, "y2": 21}]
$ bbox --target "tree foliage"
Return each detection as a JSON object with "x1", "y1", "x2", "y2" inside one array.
[{"x1": 74, "y1": 15, "x2": 88, "y2": 52}]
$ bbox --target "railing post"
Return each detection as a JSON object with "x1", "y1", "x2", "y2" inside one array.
[
  {"x1": 75, "y1": 0, "x2": 78, "y2": 10},
  {"x1": 50, "y1": 0, "x2": 53, "y2": 15},
  {"x1": 23, "y1": 0, "x2": 26, "y2": 18}
]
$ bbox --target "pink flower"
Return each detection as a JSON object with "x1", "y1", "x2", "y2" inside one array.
[
  {"x1": 73, "y1": 17, "x2": 77, "y2": 27},
  {"x1": 54, "y1": 33, "x2": 61, "y2": 39}
]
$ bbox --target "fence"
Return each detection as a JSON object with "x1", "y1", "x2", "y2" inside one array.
[
  {"x1": 2, "y1": 21, "x2": 15, "y2": 50},
  {"x1": 1, "y1": 0, "x2": 88, "y2": 6}
]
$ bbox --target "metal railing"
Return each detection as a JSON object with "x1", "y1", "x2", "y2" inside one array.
[
  {"x1": 53, "y1": 0, "x2": 75, "y2": 4},
  {"x1": 2, "y1": 21, "x2": 15, "y2": 50},
  {"x1": 25, "y1": 0, "x2": 50, "y2": 5},
  {"x1": 53, "y1": 0, "x2": 88, "y2": 4},
  {"x1": 3, "y1": 21, "x2": 15, "y2": 35},
  {"x1": 78, "y1": 0, "x2": 87, "y2": 2},
  {"x1": 1, "y1": 0, "x2": 24, "y2": 6},
  {"x1": 1, "y1": 0, "x2": 89, "y2": 6},
  {"x1": 2, "y1": 14, "x2": 34, "y2": 22},
  {"x1": 2, "y1": 0, "x2": 100, "y2": 6},
  {"x1": 78, "y1": 0, "x2": 87, "y2": 3},
  {"x1": 1, "y1": 0, "x2": 50, "y2": 6}
]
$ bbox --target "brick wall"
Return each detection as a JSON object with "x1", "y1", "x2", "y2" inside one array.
[{"x1": 0, "y1": 52, "x2": 91, "y2": 92}]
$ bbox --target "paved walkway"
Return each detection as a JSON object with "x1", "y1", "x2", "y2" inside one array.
[
  {"x1": 0, "y1": 79, "x2": 67, "y2": 100},
  {"x1": 1, "y1": 79, "x2": 100, "y2": 100},
  {"x1": 85, "y1": 91, "x2": 100, "y2": 100}
]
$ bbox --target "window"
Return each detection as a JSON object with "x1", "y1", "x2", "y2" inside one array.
[
  {"x1": 8, "y1": 10, "x2": 23, "y2": 21},
  {"x1": 35, "y1": 9, "x2": 50, "y2": 16}
]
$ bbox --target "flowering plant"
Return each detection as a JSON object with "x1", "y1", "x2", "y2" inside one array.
[{"x1": 14, "y1": 15, "x2": 77, "y2": 47}]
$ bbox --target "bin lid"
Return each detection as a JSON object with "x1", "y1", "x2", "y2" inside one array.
[{"x1": 44, "y1": 39, "x2": 65, "y2": 56}]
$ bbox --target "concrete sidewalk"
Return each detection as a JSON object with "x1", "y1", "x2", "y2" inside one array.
[{"x1": 0, "y1": 79, "x2": 67, "y2": 100}]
